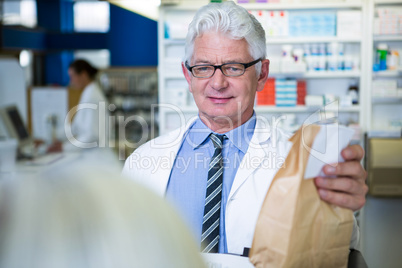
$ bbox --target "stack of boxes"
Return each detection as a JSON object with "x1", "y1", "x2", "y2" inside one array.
[
  {"x1": 257, "y1": 78, "x2": 275, "y2": 105},
  {"x1": 374, "y1": 7, "x2": 402, "y2": 35},
  {"x1": 288, "y1": 11, "x2": 336, "y2": 37},
  {"x1": 275, "y1": 79, "x2": 297, "y2": 107},
  {"x1": 372, "y1": 80, "x2": 402, "y2": 98},
  {"x1": 266, "y1": 10, "x2": 289, "y2": 37},
  {"x1": 337, "y1": 10, "x2": 362, "y2": 38},
  {"x1": 297, "y1": 80, "x2": 306, "y2": 105},
  {"x1": 251, "y1": 9, "x2": 337, "y2": 38},
  {"x1": 257, "y1": 78, "x2": 308, "y2": 107},
  {"x1": 250, "y1": 10, "x2": 289, "y2": 38}
]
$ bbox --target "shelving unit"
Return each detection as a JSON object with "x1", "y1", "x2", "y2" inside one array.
[
  {"x1": 374, "y1": 0, "x2": 402, "y2": 4},
  {"x1": 238, "y1": 2, "x2": 364, "y2": 10},
  {"x1": 165, "y1": 1, "x2": 364, "y2": 10},
  {"x1": 163, "y1": 105, "x2": 360, "y2": 113},
  {"x1": 97, "y1": 68, "x2": 158, "y2": 158},
  {"x1": 266, "y1": 36, "x2": 362, "y2": 44},
  {"x1": 366, "y1": 0, "x2": 402, "y2": 132},
  {"x1": 270, "y1": 71, "x2": 361, "y2": 78},
  {"x1": 372, "y1": 97, "x2": 402, "y2": 104},
  {"x1": 157, "y1": 0, "x2": 392, "y2": 136},
  {"x1": 372, "y1": 70, "x2": 401, "y2": 78},
  {"x1": 361, "y1": 2, "x2": 402, "y2": 265},
  {"x1": 373, "y1": 35, "x2": 402, "y2": 41},
  {"x1": 163, "y1": 36, "x2": 363, "y2": 44}
]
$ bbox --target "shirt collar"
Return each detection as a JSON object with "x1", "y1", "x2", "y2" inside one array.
[
  {"x1": 184, "y1": 118, "x2": 211, "y2": 150},
  {"x1": 185, "y1": 112, "x2": 256, "y2": 154},
  {"x1": 224, "y1": 113, "x2": 256, "y2": 154}
]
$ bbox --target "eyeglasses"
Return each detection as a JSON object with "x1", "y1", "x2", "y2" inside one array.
[{"x1": 185, "y1": 58, "x2": 262, "y2": 78}]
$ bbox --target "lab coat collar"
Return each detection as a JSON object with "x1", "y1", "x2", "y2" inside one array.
[
  {"x1": 228, "y1": 115, "x2": 272, "y2": 200},
  {"x1": 154, "y1": 117, "x2": 198, "y2": 196}
]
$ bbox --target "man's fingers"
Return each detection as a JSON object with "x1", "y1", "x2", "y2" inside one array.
[
  {"x1": 341, "y1": 144, "x2": 365, "y2": 161},
  {"x1": 323, "y1": 161, "x2": 367, "y2": 181},
  {"x1": 317, "y1": 144, "x2": 368, "y2": 211},
  {"x1": 315, "y1": 176, "x2": 369, "y2": 211},
  {"x1": 315, "y1": 177, "x2": 369, "y2": 196},
  {"x1": 318, "y1": 188, "x2": 366, "y2": 211}
]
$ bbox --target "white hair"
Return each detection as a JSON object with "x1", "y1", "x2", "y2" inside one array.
[
  {"x1": 0, "y1": 168, "x2": 205, "y2": 268},
  {"x1": 184, "y1": 1, "x2": 266, "y2": 75}
]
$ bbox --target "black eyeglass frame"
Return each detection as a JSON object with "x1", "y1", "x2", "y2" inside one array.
[{"x1": 185, "y1": 58, "x2": 262, "y2": 78}]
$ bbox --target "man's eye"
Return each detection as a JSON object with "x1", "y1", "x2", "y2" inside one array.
[
  {"x1": 196, "y1": 67, "x2": 212, "y2": 73},
  {"x1": 225, "y1": 65, "x2": 242, "y2": 72}
]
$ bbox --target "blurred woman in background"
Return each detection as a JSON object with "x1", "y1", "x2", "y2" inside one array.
[{"x1": 49, "y1": 59, "x2": 109, "y2": 152}]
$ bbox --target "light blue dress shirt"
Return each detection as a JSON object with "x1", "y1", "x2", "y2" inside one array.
[{"x1": 166, "y1": 113, "x2": 256, "y2": 253}]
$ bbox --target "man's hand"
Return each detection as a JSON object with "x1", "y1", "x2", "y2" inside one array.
[{"x1": 314, "y1": 144, "x2": 368, "y2": 211}]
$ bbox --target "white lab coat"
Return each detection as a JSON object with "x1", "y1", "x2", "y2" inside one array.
[
  {"x1": 122, "y1": 116, "x2": 360, "y2": 254},
  {"x1": 66, "y1": 82, "x2": 109, "y2": 150}
]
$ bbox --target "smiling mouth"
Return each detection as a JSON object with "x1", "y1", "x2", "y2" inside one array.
[{"x1": 208, "y1": 96, "x2": 233, "y2": 104}]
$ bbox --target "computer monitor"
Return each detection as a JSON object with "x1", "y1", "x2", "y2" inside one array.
[{"x1": 0, "y1": 105, "x2": 33, "y2": 149}]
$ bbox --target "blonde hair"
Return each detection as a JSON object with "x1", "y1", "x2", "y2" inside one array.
[{"x1": 0, "y1": 168, "x2": 205, "y2": 268}]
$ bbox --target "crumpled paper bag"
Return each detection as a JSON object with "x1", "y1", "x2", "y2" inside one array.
[{"x1": 250, "y1": 124, "x2": 354, "y2": 268}]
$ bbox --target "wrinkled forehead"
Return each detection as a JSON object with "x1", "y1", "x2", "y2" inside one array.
[{"x1": 191, "y1": 32, "x2": 251, "y2": 62}]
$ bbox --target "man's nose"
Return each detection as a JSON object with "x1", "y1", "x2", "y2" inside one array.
[{"x1": 209, "y1": 68, "x2": 228, "y2": 91}]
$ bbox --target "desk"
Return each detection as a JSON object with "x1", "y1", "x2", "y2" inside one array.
[{"x1": 0, "y1": 148, "x2": 123, "y2": 181}]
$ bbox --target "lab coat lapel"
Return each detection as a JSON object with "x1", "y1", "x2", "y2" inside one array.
[
  {"x1": 228, "y1": 116, "x2": 271, "y2": 200},
  {"x1": 158, "y1": 136, "x2": 181, "y2": 196},
  {"x1": 158, "y1": 118, "x2": 197, "y2": 196}
]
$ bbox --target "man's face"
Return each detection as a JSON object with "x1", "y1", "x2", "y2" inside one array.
[{"x1": 182, "y1": 31, "x2": 269, "y2": 131}]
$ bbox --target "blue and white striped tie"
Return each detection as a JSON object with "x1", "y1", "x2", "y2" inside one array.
[{"x1": 201, "y1": 133, "x2": 225, "y2": 253}]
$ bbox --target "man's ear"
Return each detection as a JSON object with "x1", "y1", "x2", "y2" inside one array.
[
  {"x1": 256, "y1": 59, "x2": 270, "y2": 92},
  {"x1": 182, "y1": 62, "x2": 193, "y2": 93}
]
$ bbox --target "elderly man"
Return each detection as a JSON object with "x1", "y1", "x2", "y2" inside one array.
[{"x1": 123, "y1": 1, "x2": 368, "y2": 255}]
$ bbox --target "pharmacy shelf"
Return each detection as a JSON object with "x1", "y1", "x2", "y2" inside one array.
[
  {"x1": 367, "y1": 0, "x2": 402, "y2": 133},
  {"x1": 270, "y1": 71, "x2": 361, "y2": 78},
  {"x1": 239, "y1": 2, "x2": 363, "y2": 10},
  {"x1": 164, "y1": 105, "x2": 361, "y2": 114},
  {"x1": 267, "y1": 36, "x2": 362, "y2": 44},
  {"x1": 372, "y1": 97, "x2": 402, "y2": 104},
  {"x1": 162, "y1": 1, "x2": 363, "y2": 11},
  {"x1": 164, "y1": 36, "x2": 362, "y2": 45},
  {"x1": 373, "y1": 35, "x2": 402, "y2": 41},
  {"x1": 304, "y1": 71, "x2": 361, "y2": 78},
  {"x1": 301, "y1": 71, "x2": 362, "y2": 78},
  {"x1": 164, "y1": 71, "x2": 362, "y2": 80},
  {"x1": 372, "y1": 70, "x2": 401, "y2": 77},
  {"x1": 164, "y1": 74, "x2": 185, "y2": 79},
  {"x1": 256, "y1": 105, "x2": 361, "y2": 113},
  {"x1": 374, "y1": 0, "x2": 402, "y2": 4},
  {"x1": 159, "y1": 1, "x2": 368, "y2": 135}
]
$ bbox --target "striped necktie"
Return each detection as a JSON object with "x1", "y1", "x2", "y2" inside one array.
[{"x1": 201, "y1": 133, "x2": 225, "y2": 253}]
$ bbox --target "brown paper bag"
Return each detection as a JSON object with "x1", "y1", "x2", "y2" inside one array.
[{"x1": 250, "y1": 124, "x2": 353, "y2": 268}]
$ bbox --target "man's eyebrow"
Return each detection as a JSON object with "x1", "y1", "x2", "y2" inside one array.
[
  {"x1": 193, "y1": 60, "x2": 212, "y2": 65},
  {"x1": 193, "y1": 59, "x2": 247, "y2": 65}
]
